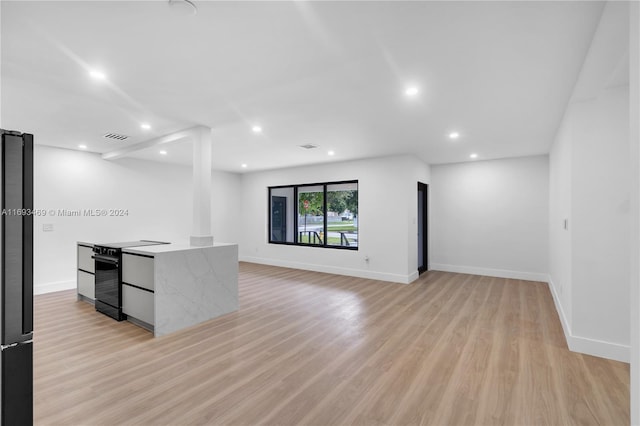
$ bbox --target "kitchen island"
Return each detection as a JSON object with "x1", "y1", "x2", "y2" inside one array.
[{"x1": 77, "y1": 241, "x2": 238, "y2": 337}]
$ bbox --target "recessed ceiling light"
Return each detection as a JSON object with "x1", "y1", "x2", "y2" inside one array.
[
  {"x1": 78, "y1": 144, "x2": 87, "y2": 150},
  {"x1": 160, "y1": 150, "x2": 167, "y2": 155},
  {"x1": 89, "y1": 70, "x2": 106, "y2": 80},
  {"x1": 470, "y1": 153, "x2": 478, "y2": 159},
  {"x1": 241, "y1": 164, "x2": 248, "y2": 168},
  {"x1": 404, "y1": 86, "x2": 419, "y2": 97},
  {"x1": 141, "y1": 123, "x2": 151, "y2": 130},
  {"x1": 449, "y1": 132, "x2": 460, "y2": 140},
  {"x1": 252, "y1": 125, "x2": 262, "y2": 134},
  {"x1": 328, "y1": 150, "x2": 335, "y2": 156}
]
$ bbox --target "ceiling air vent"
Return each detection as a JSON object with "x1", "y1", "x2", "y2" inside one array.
[
  {"x1": 103, "y1": 133, "x2": 129, "y2": 141},
  {"x1": 298, "y1": 144, "x2": 318, "y2": 150}
]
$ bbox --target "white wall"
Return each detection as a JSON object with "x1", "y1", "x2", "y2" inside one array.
[
  {"x1": 630, "y1": 1, "x2": 640, "y2": 422},
  {"x1": 430, "y1": 155, "x2": 549, "y2": 281},
  {"x1": 210, "y1": 169, "x2": 242, "y2": 244},
  {"x1": 572, "y1": 86, "x2": 630, "y2": 347},
  {"x1": 34, "y1": 145, "x2": 240, "y2": 294},
  {"x1": 239, "y1": 155, "x2": 430, "y2": 283},
  {"x1": 549, "y1": 86, "x2": 630, "y2": 363},
  {"x1": 548, "y1": 1, "x2": 631, "y2": 363},
  {"x1": 549, "y1": 111, "x2": 573, "y2": 329}
]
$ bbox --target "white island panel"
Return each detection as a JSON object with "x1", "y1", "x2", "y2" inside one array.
[{"x1": 153, "y1": 244, "x2": 238, "y2": 337}]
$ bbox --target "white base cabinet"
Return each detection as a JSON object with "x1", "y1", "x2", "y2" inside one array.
[
  {"x1": 122, "y1": 254, "x2": 154, "y2": 291},
  {"x1": 122, "y1": 284, "x2": 154, "y2": 325},
  {"x1": 122, "y1": 253, "x2": 155, "y2": 327},
  {"x1": 77, "y1": 270, "x2": 95, "y2": 300},
  {"x1": 77, "y1": 243, "x2": 95, "y2": 301}
]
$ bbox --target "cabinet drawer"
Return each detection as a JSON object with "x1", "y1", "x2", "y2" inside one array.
[
  {"x1": 77, "y1": 244, "x2": 94, "y2": 273},
  {"x1": 122, "y1": 254, "x2": 154, "y2": 291},
  {"x1": 77, "y1": 270, "x2": 95, "y2": 300},
  {"x1": 122, "y1": 284, "x2": 154, "y2": 325}
]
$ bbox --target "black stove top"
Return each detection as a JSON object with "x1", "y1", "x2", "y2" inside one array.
[{"x1": 97, "y1": 240, "x2": 170, "y2": 249}]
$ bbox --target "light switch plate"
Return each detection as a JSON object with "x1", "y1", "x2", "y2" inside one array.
[{"x1": 43, "y1": 223, "x2": 54, "y2": 232}]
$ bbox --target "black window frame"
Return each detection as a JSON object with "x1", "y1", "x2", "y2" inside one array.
[{"x1": 268, "y1": 180, "x2": 358, "y2": 251}]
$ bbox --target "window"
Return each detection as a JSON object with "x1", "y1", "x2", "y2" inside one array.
[
  {"x1": 326, "y1": 182, "x2": 358, "y2": 247},
  {"x1": 269, "y1": 180, "x2": 358, "y2": 249},
  {"x1": 270, "y1": 186, "x2": 294, "y2": 243},
  {"x1": 298, "y1": 185, "x2": 324, "y2": 245}
]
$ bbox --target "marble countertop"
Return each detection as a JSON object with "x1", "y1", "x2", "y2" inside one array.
[{"x1": 122, "y1": 242, "x2": 237, "y2": 255}]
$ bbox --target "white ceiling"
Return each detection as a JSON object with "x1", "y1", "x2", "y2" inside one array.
[{"x1": 1, "y1": 1, "x2": 606, "y2": 172}]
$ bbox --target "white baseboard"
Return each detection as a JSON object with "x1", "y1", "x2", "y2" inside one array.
[
  {"x1": 547, "y1": 276, "x2": 629, "y2": 363},
  {"x1": 239, "y1": 256, "x2": 417, "y2": 284},
  {"x1": 430, "y1": 263, "x2": 548, "y2": 282},
  {"x1": 34, "y1": 280, "x2": 75, "y2": 295},
  {"x1": 569, "y1": 334, "x2": 630, "y2": 363},
  {"x1": 546, "y1": 276, "x2": 573, "y2": 347}
]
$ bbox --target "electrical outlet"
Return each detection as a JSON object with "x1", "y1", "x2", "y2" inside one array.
[{"x1": 43, "y1": 223, "x2": 54, "y2": 232}]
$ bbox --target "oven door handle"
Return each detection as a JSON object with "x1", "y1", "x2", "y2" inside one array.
[{"x1": 91, "y1": 255, "x2": 119, "y2": 265}]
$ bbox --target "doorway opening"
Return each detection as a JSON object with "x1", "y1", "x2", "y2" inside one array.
[{"x1": 418, "y1": 182, "x2": 428, "y2": 274}]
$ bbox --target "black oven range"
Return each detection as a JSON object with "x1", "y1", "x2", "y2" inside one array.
[{"x1": 92, "y1": 240, "x2": 169, "y2": 321}]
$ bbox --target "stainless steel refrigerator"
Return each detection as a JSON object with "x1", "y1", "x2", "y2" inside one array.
[{"x1": 0, "y1": 130, "x2": 33, "y2": 425}]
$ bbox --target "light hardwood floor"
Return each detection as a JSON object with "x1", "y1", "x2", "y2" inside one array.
[{"x1": 34, "y1": 263, "x2": 629, "y2": 425}]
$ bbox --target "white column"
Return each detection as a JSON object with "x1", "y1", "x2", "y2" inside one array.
[{"x1": 190, "y1": 126, "x2": 214, "y2": 247}]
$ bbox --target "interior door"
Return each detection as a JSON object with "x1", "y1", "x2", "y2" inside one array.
[
  {"x1": 417, "y1": 182, "x2": 428, "y2": 274},
  {"x1": 271, "y1": 196, "x2": 287, "y2": 242}
]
